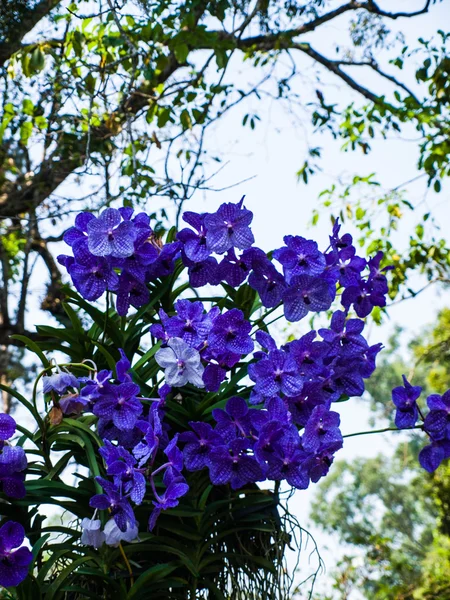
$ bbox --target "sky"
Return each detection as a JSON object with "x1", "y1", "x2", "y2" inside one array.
[{"x1": 16, "y1": 1, "x2": 450, "y2": 597}]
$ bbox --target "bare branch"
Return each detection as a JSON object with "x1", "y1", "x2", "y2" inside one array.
[
  {"x1": 0, "y1": 242, "x2": 10, "y2": 329},
  {"x1": 16, "y1": 214, "x2": 36, "y2": 331},
  {"x1": 362, "y1": 0, "x2": 432, "y2": 19},
  {"x1": 230, "y1": 2, "x2": 363, "y2": 46},
  {"x1": 220, "y1": 0, "x2": 433, "y2": 48},
  {"x1": 31, "y1": 232, "x2": 65, "y2": 316},
  {"x1": 289, "y1": 43, "x2": 380, "y2": 104},
  {"x1": 333, "y1": 59, "x2": 421, "y2": 104}
]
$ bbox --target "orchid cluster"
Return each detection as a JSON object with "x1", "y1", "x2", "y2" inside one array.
[
  {"x1": 0, "y1": 198, "x2": 401, "y2": 592},
  {"x1": 50, "y1": 202, "x2": 387, "y2": 547},
  {"x1": 58, "y1": 198, "x2": 389, "y2": 322},
  {"x1": 41, "y1": 353, "x2": 189, "y2": 547},
  {"x1": 150, "y1": 307, "x2": 381, "y2": 491},
  {"x1": 57, "y1": 207, "x2": 180, "y2": 315},
  {"x1": 392, "y1": 377, "x2": 450, "y2": 472}
]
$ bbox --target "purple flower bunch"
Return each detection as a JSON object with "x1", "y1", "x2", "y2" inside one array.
[
  {"x1": 182, "y1": 396, "x2": 343, "y2": 491},
  {"x1": 152, "y1": 300, "x2": 252, "y2": 392},
  {"x1": 58, "y1": 199, "x2": 390, "y2": 324},
  {"x1": 149, "y1": 297, "x2": 380, "y2": 491},
  {"x1": 176, "y1": 200, "x2": 389, "y2": 322},
  {"x1": 23, "y1": 198, "x2": 394, "y2": 580},
  {"x1": 252, "y1": 312, "x2": 380, "y2": 409},
  {"x1": 421, "y1": 390, "x2": 450, "y2": 470},
  {"x1": 43, "y1": 355, "x2": 189, "y2": 541},
  {"x1": 0, "y1": 416, "x2": 31, "y2": 588},
  {"x1": 0, "y1": 414, "x2": 27, "y2": 499},
  {"x1": 392, "y1": 378, "x2": 450, "y2": 472},
  {"x1": 58, "y1": 207, "x2": 181, "y2": 315}
]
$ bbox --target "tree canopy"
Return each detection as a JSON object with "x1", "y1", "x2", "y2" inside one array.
[{"x1": 0, "y1": 2, "x2": 449, "y2": 407}]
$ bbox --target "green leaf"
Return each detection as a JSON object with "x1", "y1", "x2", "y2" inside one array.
[
  {"x1": 0, "y1": 102, "x2": 15, "y2": 142},
  {"x1": 180, "y1": 109, "x2": 192, "y2": 130},
  {"x1": 157, "y1": 106, "x2": 172, "y2": 127},
  {"x1": 133, "y1": 342, "x2": 161, "y2": 372},
  {"x1": 30, "y1": 533, "x2": 51, "y2": 565},
  {"x1": 84, "y1": 72, "x2": 96, "y2": 94},
  {"x1": 92, "y1": 340, "x2": 118, "y2": 371},
  {"x1": 63, "y1": 301, "x2": 85, "y2": 337},
  {"x1": 214, "y1": 49, "x2": 228, "y2": 69},
  {"x1": 11, "y1": 334, "x2": 50, "y2": 367},
  {"x1": 127, "y1": 564, "x2": 178, "y2": 599},
  {"x1": 19, "y1": 121, "x2": 33, "y2": 145},
  {"x1": 45, "y1": 557, "x2": 94, "y2": 600},
  {"x1": 22, "y1": 99, "x2": 34, "y2": 116},
  {"x1": 29, "y1": 47, "x2": 45, "y2": 73},
  {"x1": 174, "y1": 43, "x2": 189, "y2": 64},
  {"x1": 0, "y1": 382, "x2": 43, "y2": 426},
  {"x1": 65, "y1": 289, "x2": 122, "y2": 346}
]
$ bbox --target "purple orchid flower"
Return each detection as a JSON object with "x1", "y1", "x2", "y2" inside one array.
[
  {"x1": 155, "y1": 338, "x2": 205, "y2": 388},
  {"x1": 302, "y1": 405, "x2": 343, "y2": 453},
  {"x1": 0, "y1": 414, "x2": 16, "y2": 442},
  {"x1": 207, "y1": 439, "x2": 264, "y2": 489},
  {"x1": 391, "y1": 375, "x2": 422, "y2": 429},
  {"x1": 180, "y1": 422, "x2": 225, "y2": 471},
  {"x1": 208, "y1": 309, "x2": 254, "y2": 355},
  {"x1": 43, "y1": 372, "x2": 79, "y2": 395},
  {"x1": 93, "y1": 382, "x2": 143, "y2": 430},
  {"x1": 274, "y1": 235, "x2": 326, "y2": 283},
  {"x1": 249, "y1": 348, "x2": 304, "y2": 398},
  {"x1": 267, "y1": 434, "x2": 309, "y2": 489},
  {"x1": 87, "y1": 207, "x2": 137, "y2": 258},
  {"x1": 177, "y1": 211, "x2": 210, "y2": 262},
  {"x1": 204, "y1": 198, "x2": 255, "y2": 254},
  {"x1": 282, "y1": 275, "x2": 333, "y2": 322},
  {"x1": 0, "y1": 521, "x2": 33, "y2": 588}
]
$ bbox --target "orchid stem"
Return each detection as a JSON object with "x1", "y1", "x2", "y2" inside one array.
[
  {"x1": 343, "y1": 424, "x2": 423, "y2": 438},
  {"x1": 118, "y1": 542, "x2": 134, "y2": 586}
]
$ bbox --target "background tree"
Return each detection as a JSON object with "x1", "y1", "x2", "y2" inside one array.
[
  {"x1": 309, "y1": 308, "x2": 450, "y2": 600},
  {"x1": 0, "y1": 0, "x2": 449, "y2": 402}
]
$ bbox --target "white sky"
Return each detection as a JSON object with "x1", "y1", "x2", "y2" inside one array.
[{"x1": 17, "y1": 1, "x2": 450, "y2": 596}]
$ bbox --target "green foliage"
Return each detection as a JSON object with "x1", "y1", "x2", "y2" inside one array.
[
  {"x1": 411, "y1": 308, "x2": 450, "y2": 394},
  {"x1": 310, "y1": 308, "x2": 450, "y2": 600},
  {"x1": 312, "y1": 173, "x2": 450, "y2": 312},
  {"x1": 311, "y1": 445, "x2": 436, "y2": 600}
]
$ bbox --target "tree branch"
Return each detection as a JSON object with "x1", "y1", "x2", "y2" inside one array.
[
  {"x1": 220, "y1": 0, "x2": 433, "y2": 48},
  {"x1": 288, "y1": 43, "x2": 380, "y2": 104},
  {"x1": 16, "y1": 213, "x2": 36, "y2": 331},
  {"x1": 31, "y1": 233, "x2": 65, "y2": 316},
  {"x1": 362, "y1": 0, "x2": 432, "y2": 19},
  {"x1": 0, "y1": 56, "x2": 180, "y2": 218},
  {"x1": 230, "y1": 2, "x2": 362, "y2": 46},
  {"x1": 0, "y1": 0, "x2": 62, "y2": 66},
  {"x1": 0, "y1": 242, "x2": 10, "y2": 329},
  {"x1": 332, "y1": 59, "x2": 421, "y2": 104}
]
